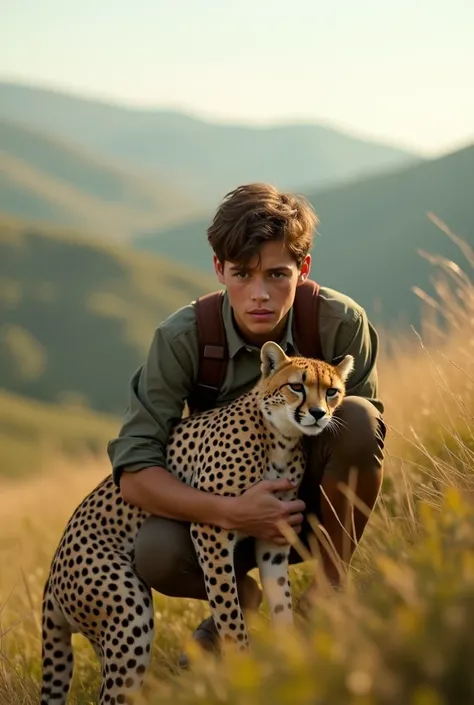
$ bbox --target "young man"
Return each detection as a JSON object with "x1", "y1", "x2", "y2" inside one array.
[{"x1": 107, "y1": 183, "x2": 386, "y2": 664}]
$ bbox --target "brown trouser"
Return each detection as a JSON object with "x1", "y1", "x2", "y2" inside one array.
[{"x1": 133, "y1": 397, "x2": 386, "y2": 600}]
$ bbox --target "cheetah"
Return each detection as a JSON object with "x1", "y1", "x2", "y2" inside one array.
[{"x1": 40, "y1": 341, "x2": 354, "y2": 704}]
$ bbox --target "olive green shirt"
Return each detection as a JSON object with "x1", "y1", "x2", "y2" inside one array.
[{"x1": 108, "y1": 286, "x2": 383, "y2": 486}]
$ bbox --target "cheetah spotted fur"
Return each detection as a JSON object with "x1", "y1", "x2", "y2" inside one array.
[{"x1": 40, "y1": 342, "x2": 354, "y2": 704}]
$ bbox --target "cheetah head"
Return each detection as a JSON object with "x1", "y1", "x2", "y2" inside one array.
[{"x1": 257, "y1": 341, "x2": 354, "y2": 438}]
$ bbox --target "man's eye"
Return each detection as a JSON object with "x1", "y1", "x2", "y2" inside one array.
[
  {"x1": 271, "y1": 272, "x2": 285, "y2": 278},
  {"x1": 289, "y1": 383, "x2": 304, "y2": 393},
  {"x1": 326, "y1": 388, "x2": 340, "y2": 398},
  {"x1": 234, "y1": 272, "x2": 249, "y2": 279}
]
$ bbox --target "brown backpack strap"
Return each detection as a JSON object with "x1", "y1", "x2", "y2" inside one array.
[
  {"x1": 187, "y1": 290, "x2": 228, "y2": 414},
  {"x1": 292, "y1": 280, "x2": 323, "y2": 359}
]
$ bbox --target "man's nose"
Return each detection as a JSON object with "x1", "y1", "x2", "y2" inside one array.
[{"x1": 250, "y1": 279, "x2": 270, "y2": 300}]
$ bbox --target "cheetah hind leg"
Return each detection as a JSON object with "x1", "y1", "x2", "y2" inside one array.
[
  {"x1": 40, "y1": 584, "x2": 74, "y2": 705},
  {"x1": 256, "y1": 541, "x2": 294, "y2": 629},
  {"x1": 96, "y1": 572, "x2": 155, "y2": 705},
  {"x1": 190, "y1": 523, "x2": 249, "y2": 652}
]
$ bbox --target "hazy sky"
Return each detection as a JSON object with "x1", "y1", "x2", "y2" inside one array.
[{"x1": 3, "y1": 0, "x2": 473, "y2": 155}]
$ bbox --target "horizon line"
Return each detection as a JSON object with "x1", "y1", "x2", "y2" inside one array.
[{"x1": 0, "y1": 74, "x2": 438, "y2": 158}]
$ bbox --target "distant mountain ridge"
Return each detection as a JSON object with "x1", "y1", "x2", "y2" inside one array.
[
  {"x1": 0, "y1": 118, "x2": 203, "y2": 239},
  {"x1": 0, "y1": 82, "x2": 421, "y2": 206}
]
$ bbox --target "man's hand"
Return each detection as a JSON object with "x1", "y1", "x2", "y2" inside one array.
[{"x1": 225, "y1": 478, "x2": 306, "y2": 545}]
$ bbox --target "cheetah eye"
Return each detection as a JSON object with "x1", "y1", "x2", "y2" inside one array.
[
  {"x1": 289, "y1": 383, "x2": 304, "y2": 393},
  {"x1": 326, "y1": 388, "x2": 340, "y2": 398}
]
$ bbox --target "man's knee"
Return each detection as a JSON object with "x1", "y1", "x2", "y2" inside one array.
[
  {"x1": 335, "y1": 396, "x2": 386, "y2": 463},
  {"x1": 134, "y1": 515, "x2": 198, "y2": 597}
]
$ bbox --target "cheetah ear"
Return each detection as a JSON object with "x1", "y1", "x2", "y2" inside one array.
[
  {"x1": 335, "y1": 354, "x2": 355, "y2": 382},
  {"x1": 260, "y1": 341, "x2": 288, "y2": 377}
]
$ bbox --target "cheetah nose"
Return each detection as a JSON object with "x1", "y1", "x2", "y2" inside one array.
[{"x1": 309, "y1": 407, "x2": 326, "y2": 421}]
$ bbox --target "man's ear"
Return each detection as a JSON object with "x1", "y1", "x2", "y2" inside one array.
[
  {"x1": 297, "y1": 254, "x2": 312, "y2": 285},
  {"x1": 213, "y1": 255, "x2": 225, "y2": 285},
  {"x1": 260, "y1": 341, "x2": 288, "y2": 377}
]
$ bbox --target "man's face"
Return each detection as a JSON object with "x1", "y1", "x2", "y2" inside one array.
[{"x1": 213, "y1": 240, "x2": 311, "y2": 345}]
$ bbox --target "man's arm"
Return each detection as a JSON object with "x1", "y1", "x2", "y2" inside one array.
[
  {"x1": 333, "y1": 308, "x2": 383, "y2": 414},
  {"x1": 107, "y1": 321, "x2": 197, "y2": 485},
  {"x1": 120, "y1": 466, "x2": 234, "y2": 525},
  {"x1": 109, "y1": 321, "x2": 242, "y2": 527},
  {"x1": 120, "y1": 466, "x2": 305, "y2": 545}
]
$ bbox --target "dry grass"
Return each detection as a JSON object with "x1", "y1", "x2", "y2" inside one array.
[{"x1": 1, "y1": 219, "x2": 474, "y2": 704}]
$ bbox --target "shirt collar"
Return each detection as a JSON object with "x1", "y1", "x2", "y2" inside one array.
[{"x1": 221, "y1": 290, "x2": 296, "y2": 358}]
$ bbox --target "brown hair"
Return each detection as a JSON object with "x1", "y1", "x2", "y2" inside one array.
[{"x1": 207, "y1": 183, "x2": 318, "y2": 268}]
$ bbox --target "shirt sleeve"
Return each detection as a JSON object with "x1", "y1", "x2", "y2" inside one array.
[
  {"x1": 333, "y1": 309, "x2": 384, "y2": 415},
  {"x1": 107, "y1": 324, "x2": 198, "y2": 486}
]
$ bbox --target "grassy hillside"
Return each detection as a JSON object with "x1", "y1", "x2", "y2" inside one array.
[
  {"x1": 0, "y1": 119, "x2": 202, "y2": 238},
  {"x1": 1, "y1": 249, "x2": 473, "y2": 704},
  {"x1": 0, "y1": 390, "x2": 119, "y2": 478},
  {"x1": 135, "y1": 143, "x2": 474, "y2": 331},
  {"x1": 0, "y1": 216, "x2": 216, "y2": 413},
  {"x1": 0, "y1": 82, "x2": 419, "y2": 205}
]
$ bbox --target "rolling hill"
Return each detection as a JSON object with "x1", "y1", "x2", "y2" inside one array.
[
  {"x1": 0, "y1": 389, "x2": 119, "y2": 478},
  {"x1": 0, "y1": 82, "x2": 420, "y2": 206},
  {"x1": 134, "y1": 143, "x2": 474, "y2": 332},
  {"x1": 0, "y1": 216, "x2": 216, "y2": 414},
  {"x1": 0, "y1": 119, "x2": 202, "y2": 239}
]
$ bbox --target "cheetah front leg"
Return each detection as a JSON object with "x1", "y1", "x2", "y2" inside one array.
[
  {"x1": 190, "y1": 523, "x2": 249, "y2": 651},
  {"x1": 256, "y1": 457, "x2": 304, "y2": 630},
  {"x1": 256, "y1": 542, "x2": 294, "y2": 628}
]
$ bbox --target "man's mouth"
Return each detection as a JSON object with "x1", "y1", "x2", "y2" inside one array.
[
  {"x1": 248, "y1": 309, "x2": 273, "y2": 316},
  {"x1": 247, "y1": 311, "x2": 274, "y2": 322}
]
